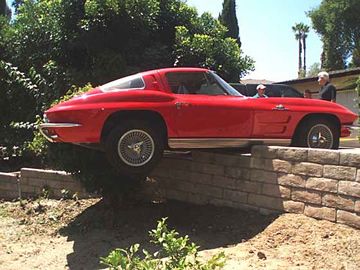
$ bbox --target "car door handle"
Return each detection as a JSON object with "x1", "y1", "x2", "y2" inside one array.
[
  {"x1": 175, "y1": 102, "x2": 191, "y2": 109},
  {"x1": 272, "y1": 104, "x2": 289, "y2": 111}
]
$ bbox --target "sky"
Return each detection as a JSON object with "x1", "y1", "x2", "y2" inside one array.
[
  {"x1": 5, "y1": 0, "x2": 322, "y2": 82},
  {"x1": 186, "y1": 0, "x2": 323, "y2": 82}
]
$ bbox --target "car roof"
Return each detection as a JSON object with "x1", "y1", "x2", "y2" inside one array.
[{"x1": 140, "y1": 67, "x2": 210, "y2": 76}]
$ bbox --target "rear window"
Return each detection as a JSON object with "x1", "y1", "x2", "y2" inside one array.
[{"x1": 100, "y1": 75, "x2": 145, "y2": 92}]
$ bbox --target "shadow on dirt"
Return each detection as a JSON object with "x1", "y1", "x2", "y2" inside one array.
[{"x1": 59, "y1": 199, "x2": 277, "y2": 270}]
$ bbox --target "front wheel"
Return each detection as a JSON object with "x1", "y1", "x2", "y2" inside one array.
[
  {"x1": 105, "y1": 121, "x2": 164, "y2": 176},
  {"x1": 292, "y1": 118, "x2": 339, "y2": 149}
]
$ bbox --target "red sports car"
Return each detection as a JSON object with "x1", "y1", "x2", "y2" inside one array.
[{"x1": 40, "y1": 67, "x2": 358, "y2": 175}]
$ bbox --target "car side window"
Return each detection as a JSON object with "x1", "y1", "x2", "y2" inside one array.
[
  {"x1": 165, "y1": 72, "x2": 226, "y2": 95},
  {"x1": 100, "y1": 75, "x2": 145, "y2": 92}
]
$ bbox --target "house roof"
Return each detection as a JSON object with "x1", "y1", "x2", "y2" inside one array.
[
  {"x1": 277, "y1": 67, "x2": 360, "y2": 85},
  {"x1": 240, "y1": 79, "x2": 274, "y2": 85}
]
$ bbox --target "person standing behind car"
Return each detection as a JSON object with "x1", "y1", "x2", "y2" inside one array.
[
  {"x1": 318, "y1": 71, "x2": 336, "y2": 102},
  {"x1": 304, "y1": 89, "x2": 312, "y2": 98},
  {"x1": 253, "y1": 84, "x2": 268, "y2": 98}
]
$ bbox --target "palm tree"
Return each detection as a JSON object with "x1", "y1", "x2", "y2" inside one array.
[
  {"x1": 292, "y1": 23, "x2": 303, "y2": 77},
  {"x1": 301, "y1": 24, "x2": 310, "y2": 74},
  {"x1": 292, "y1": 23, "x2": 310, "y2": 78}
]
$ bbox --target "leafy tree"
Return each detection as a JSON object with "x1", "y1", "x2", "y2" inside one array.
[
  {"x1": 308, "y1": 0, "x2": 360, "y2": 70},
  {"x1": 174, "y1": 13, "x2": 253, "y2": 81},
  {"x1": 0, "y1": 0, "x2": 254, "y2": 194},
  {"x1": 307, "y1": 62, "x2": 321, "y2": 77},
  {"x1": 218, "y1": 0, "x2": 241, "y2": 46}
]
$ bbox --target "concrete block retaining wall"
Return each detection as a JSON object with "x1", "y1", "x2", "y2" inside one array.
[
  {"x1": 1, "y1": 146, "x2": 359, "y2": 229},
  {"x1": 148, "y1": 146, "x2": 360, "y2": 229},
  {"x1": 0, "y1": 168, "x2": 88, "y2": 199}
]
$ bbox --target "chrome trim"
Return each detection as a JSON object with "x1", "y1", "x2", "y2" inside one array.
[
  {"x1": 39, "y1": 123, "x2": 82, "y2": 142},
  {"x1": 168, "y1": 138, "x2": 291, "y2": 149},
  {"x1": 344, "y1": 125, "x2": 359, "y2": 131},
  {"x1": 39, "y1": 123, "x2": 82, "y2": 128}
]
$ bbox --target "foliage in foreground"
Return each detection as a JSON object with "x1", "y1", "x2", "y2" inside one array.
[{"x1": 100, "y1": 218, "x2": 226, "y2": 270}]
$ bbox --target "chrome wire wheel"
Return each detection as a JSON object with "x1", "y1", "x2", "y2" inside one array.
[
  {"x1": 117, "y1": 129, "x2": 155, "y2": 167},
  {"x1": 307, "y1": 124, "x2": 334, "y2": 149}
]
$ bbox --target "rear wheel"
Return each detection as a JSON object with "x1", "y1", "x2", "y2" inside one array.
[
  {"x1": 293, "y1": 118, "x2": 339, "y2": 149},
  {"x1": 105, "y1": 121, "x2": 164, "y2": 176}
]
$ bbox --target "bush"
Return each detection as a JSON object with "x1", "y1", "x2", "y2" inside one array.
[
  {"x1": 100, "y1": 218, "x2": 226, "y2": 270},
  {"x1": 26, "y1": 84, "x2": 141, "y2": 195}
]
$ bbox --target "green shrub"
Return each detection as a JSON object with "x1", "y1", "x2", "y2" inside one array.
[
  {"x1": 100, "y1": 218, "x2": 226, "y2": 270},
  {"x1": 26, "y1": 84, "x2": 140, "y2": 195}
]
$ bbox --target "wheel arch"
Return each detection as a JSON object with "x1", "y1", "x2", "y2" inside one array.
[
  {"x1": 291, "y1": 113, "x2": 340, "y2": 144},
  {"x1": 100, "y1": 110, "x2": 168, "y2": 147}
]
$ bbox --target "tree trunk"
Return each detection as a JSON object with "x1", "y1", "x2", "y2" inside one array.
[
  {"x1": 303, "y1": 36, "x2": 306, "y2": 75},
  {"x1": 298, "y1": 39, "x2": 302, "y2": 77}
]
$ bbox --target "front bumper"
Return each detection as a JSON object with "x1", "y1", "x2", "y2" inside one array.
[
  {"x1": 39, "y1": 123, "x2": 82, "y2": 142},
  {"x1": 341, "y1": 124, "x2": 359, "y2": 137}
]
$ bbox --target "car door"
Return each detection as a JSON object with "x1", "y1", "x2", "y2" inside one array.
[
  {"x1": 164, "y1": 71, "x2": 253, "y2": 138},
  {"x1": 251, "y1": 98, "x2": 297, "y2": 138}
]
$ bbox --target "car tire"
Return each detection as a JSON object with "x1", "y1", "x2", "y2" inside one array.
[
  {"x1": 293, "y1": 118, "x2": 339, "y2": 149},
  {"x1": 105, "y1": 121, "x2": 164, "y2": 176}
]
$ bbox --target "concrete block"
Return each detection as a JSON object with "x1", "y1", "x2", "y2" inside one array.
[
  {"x1": 292, "y1": 162, "x2": 323, "y2": 177},
  {"x1": 337, "y1": 210, "x2": 360, "y2": 229},
  {"x1": 192, "y1": 183, "x2": 223, "y2": 198},
  {"x1": 192, "y1": 163, "x2": 224, "y2": 175},
  {"x1": 272, "y1": 159, "x2": 292, "y2": 173},
  {"x1": 355, "y1": 201, "x2": 360, "y2": 213},
  {"x1": 236, "y1": 180, "x2": 262, "y2": 194},
  {"x1": 306, "y1": 177, "x2": 338, "y2": 193},
  {"x1": 225, "y1": 167, "x2": 250, "y2": 180},
  {"x1": 248, "y1": 194, "x2": 284, "y2": 210},
  {"x1": 250, "y1": 157, "x2": 273, "y2": 170},
  {"x1": 0, "y1": 182, "x2": 18, "y2": 192},
  {"x1": 283, "y1": 201, "x2": 305, "y2": 213},
  {"x1": 212, "y1": 175, "x2": 237, "y2": 189},
  {"x1": 323, "y1": 165, "x2": 357, "y2": 181},
  {"x1": 339, "y1": 152, "x2": 360, "y2": 167},
  {"x1": 322, "y1": 194, "x2": 354, "y2": 211},
  {"x1": 223, "y1": 189, "x2": 248, "y2": 203},
  {"x1": 262, "y1": 184, "x2": 291, "y2": 199},
  {"x1": 192, "y1": 151, "x2": 216, "y2": 164},
  {"x1": 277, "y1": 148, "x2": 308, "y2": 162},
  {"x1": 210, "y1": 198, "x2": 237, "y2": 208},
  {"x1": 292, "y1": 189, "x2": 322, "y2": 204},
  {"x1": 250, "y1": 169, "x2": 277, "y2": 184},
  {"x1": 308, "y1": 149, "x2": 339, "y2": 165},
  {"x1": 304, "y1": 205, "x2": 336, "y2": 222},
  {"x1": 251, "y1": 145, "x2": 278, "y2": 159},
  {"x1": 0, "y1": 172, "x2": 18, "y2": 183},
  {"x1": 187, "y1": 171, "x2": 211, "y2": 185},
  {"x1": 338, "y1": 181, "x2": 360, "y2": 198},
  {"x1": 213, "y1": 153, "x2": 241, "y2": 167},
  {"x1": 278, "y1": 173, "x2": 306, "y2": 187}
]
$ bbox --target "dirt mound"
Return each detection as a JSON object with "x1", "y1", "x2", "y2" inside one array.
[{"x1": 0, "y1": 198, "x2": 359, "y2": 270}]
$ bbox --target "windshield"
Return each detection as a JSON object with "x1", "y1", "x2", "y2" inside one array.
[{"x1": 209, "y1": 71, "x2": 243, "y2": 96}]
